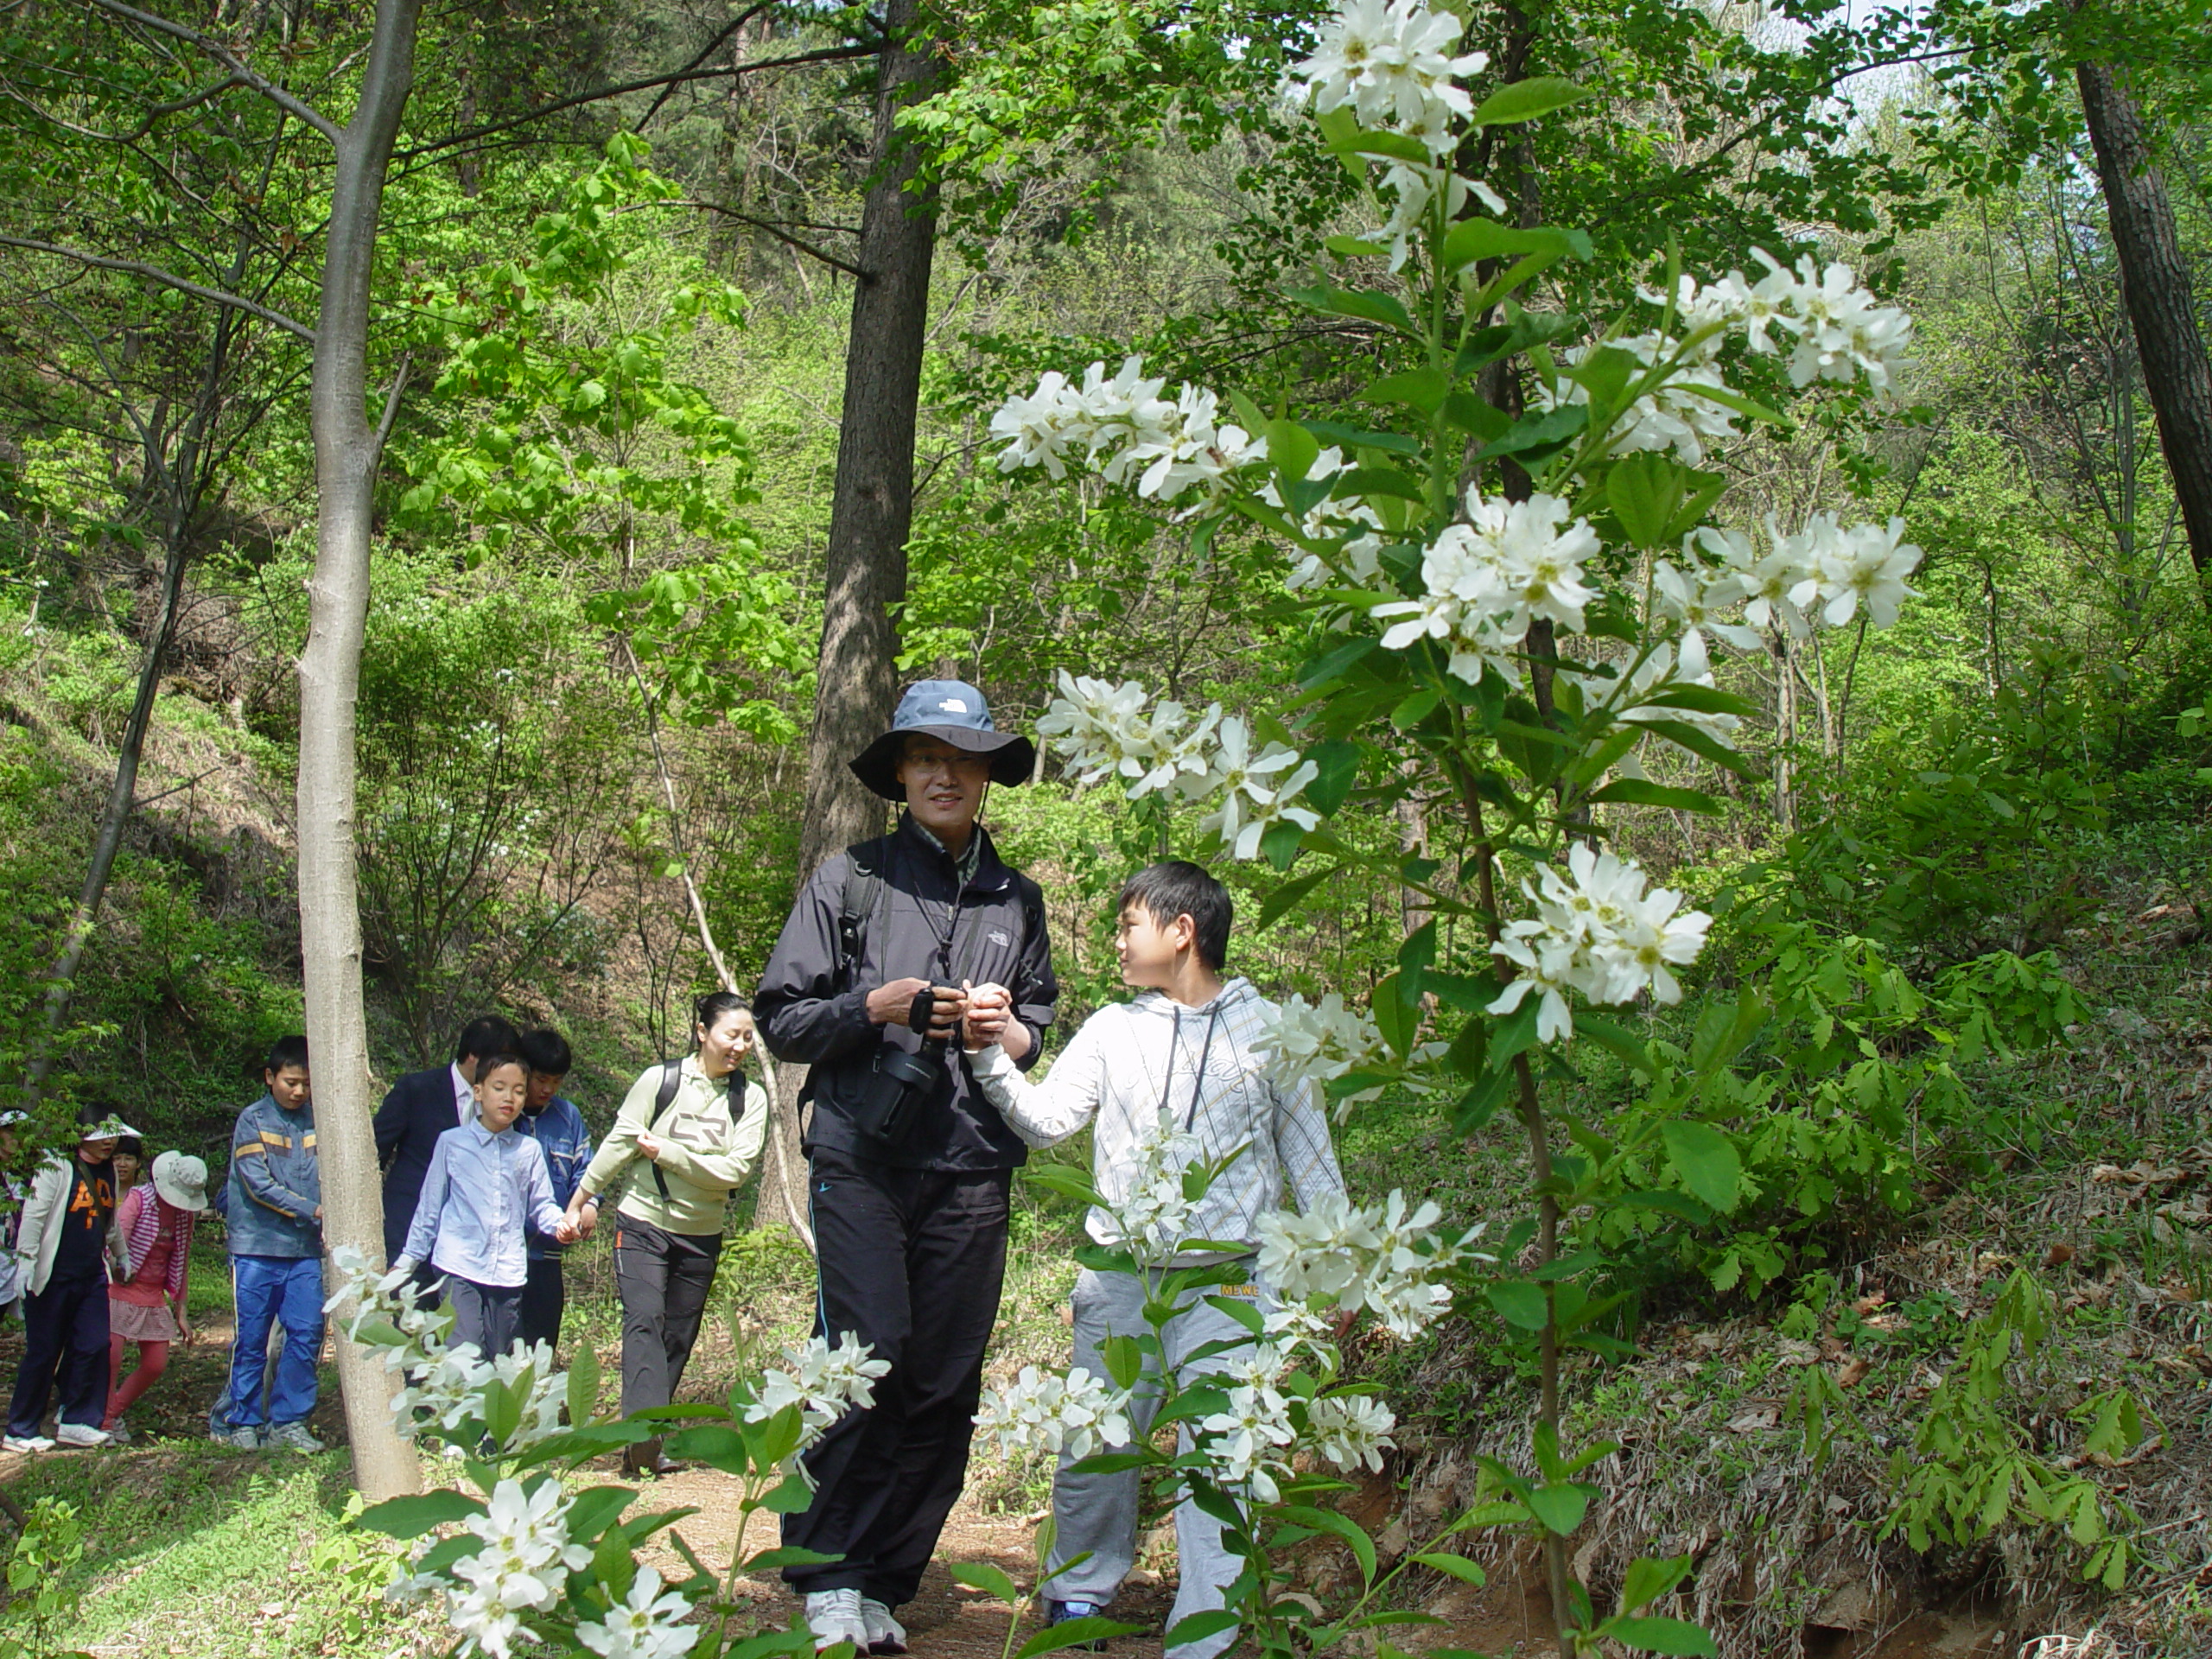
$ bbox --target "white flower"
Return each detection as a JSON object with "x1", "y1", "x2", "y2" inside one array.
[
  {"x1": 1611, "y1": 632, "x2": 1740, "y2": 752},
  {"x1": 1252, "y1": 992, "x2": 1388, "y2": 1114},
  {"x1": 1789, "y1": 512, "x2": 1922, "y2": 628},
  {"x1": 444, "y1": 1480, "x2": 592, "y2": 1657},
  {"x1": 1486, "y1": 843, "x2": 1712, "y2": 1040},
  {"x1": 1192, "y1": 718, "x2": 1308, "y2": 850},
  {"x1": 1257, "y1": 1191, "x2": 1481, "y2": 1339},
  {"x1": 748, "y1": 1332, "x2": 892, "y2": 1442},
  {"x1": 990, "y1": 357, "x2": 1264, "y2": 507},
  {"x1": 1198, "y1": 1382, "x2": 1298, "y2": 1502},
  {"x1": 974, "y1": 1365, "x2": 1135, "y2": 1462},
  {"x1": 578, "y1": 1567, "x2": 698, "y2": 1659},
  {"x1": 1651, "y1": 555, "x2": 1758, "y2": 654},
  {"x1": 1362, "y1": 164, "x2": 1508, "y2": 270},
  {"x1": 1108, "y1": 1109, "x2": 1205, "y2": 1262},
  {"x1": 1293, "y1": 0, "x2": 1491, "y2": 154},
  {"x1": 1534, "y1": 334, "x2": 1745, "y2": 467},
  {"x1": 1308, "y1": 1393, "x2": 1396, "y2": 1473},
  {"x1": 1735, "y1": 248, "x2": 1914, "y2": 398},
  {"x1": 988, "y1": 370, "x2": 1088, "y2": 480},
  {"x1": 1037, "y1": 671, "x2": 1160, "y2": 786},
  {"x1": 1227, "y1": 758, "x2": 1320, "y2": 860}
]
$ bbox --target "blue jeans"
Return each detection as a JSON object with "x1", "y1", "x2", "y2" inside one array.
[{"x1": 225, "y1": 1255, "x2": 324, "y2": 1428}]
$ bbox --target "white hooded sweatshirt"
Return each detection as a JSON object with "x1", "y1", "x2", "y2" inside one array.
[{"x1": 970, "y1": 976, "x2": 1344, "y2": 1258}]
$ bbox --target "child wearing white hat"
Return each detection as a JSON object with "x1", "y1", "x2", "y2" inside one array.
[{"x1": 102, "y1": 1150, "x2": 208, "y2": 1442}]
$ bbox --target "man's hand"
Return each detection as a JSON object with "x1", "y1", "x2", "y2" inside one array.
[
  {"x1": 866, "y1": 978, "x2": 968, "y2": 1040},
  {"x1": 962, "y1": 982, "x2": 1031, "y2": 1061}
]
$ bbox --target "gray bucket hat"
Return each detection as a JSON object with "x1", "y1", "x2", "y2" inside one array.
[{"x1": 848, "y1": 680, "x2": 1037, "y2": 802}]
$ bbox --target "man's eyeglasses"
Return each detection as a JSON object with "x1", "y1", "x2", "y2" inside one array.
[{"x1": 904, "y1": 752, "x2": 991, "y2": 780}]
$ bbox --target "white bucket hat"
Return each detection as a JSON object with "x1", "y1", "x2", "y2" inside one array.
[{"x1": 151, "y1": 1150, "x2": 210, "y2": 1212}]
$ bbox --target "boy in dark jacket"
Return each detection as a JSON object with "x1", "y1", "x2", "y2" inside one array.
[
  {"x1": 755, "y1": 680, "x2": 1058, "y2": 1655},
  {"x1": 215, "y1": 1035, "x2": 324, "y2": 1452}
]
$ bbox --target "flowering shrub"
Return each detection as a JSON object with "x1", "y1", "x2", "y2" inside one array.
[
  {"x1": 327, "y1": 1249, "x2": 887, "y2": 1659},
  {"x1": 980, "y1": 0, "x2": 1944, "y2": 1649}
]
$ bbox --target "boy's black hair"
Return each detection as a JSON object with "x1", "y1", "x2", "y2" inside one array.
[
  {"x1": 264, "y1": 1033, "x2": 309, "y2": 1073},
  {"x1": 518, "y1": 1027, "x2": 573, "y2": 1077},
  {"x1": 473, "y1": 1051, "x2": 530, "y2": 1088},
  {"x1": 694, "y1": 990, "x2": 750, "y2": 1035},
  {"x1": 454, "y1": 1015, "x2": 522, "y2": 1065},
  {"x1": 1120, "y1": 861, "x2": 1232, "y2": 971}
]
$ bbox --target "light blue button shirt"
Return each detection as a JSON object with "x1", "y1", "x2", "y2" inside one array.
[{"x1": 399, "y1": 1119, "x2": 564, "y2": 1290}]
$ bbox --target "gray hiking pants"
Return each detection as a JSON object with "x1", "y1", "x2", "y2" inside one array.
[{"x1": 1047, "y1": 1262, "x2": 1274, "y2": 1659}]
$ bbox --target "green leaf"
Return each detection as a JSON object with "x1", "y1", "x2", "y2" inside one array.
[
  {"x1": 1363, "y1": 368, "x2": 1449, "y2": 413},
  {"x1": 1274, "y1": 1505, "x2": 1376, "y2": 1584},
  {"x1": 1305, "y1": 739, "x2": 1362, "y2": 815},
  {"x1": 1604, "y1": 1617, "x2": 1717, "y2": 1656},
  {"x1": 1300, "y1": 420, "x2": 1424, "y2": 458},
  {"x1": 1689, "y1": 988, "x2": 1767, "y2": 1077},
  {"x1": 1485, "y1": 1280, "x2": 1549, "y2": 1331},
  {"x1": 1371, "y1": 971, "x2": 1414, "y2": 1059},
  {"x1": 948, "y1": 1562, "x2": 1021, "y2": 1607},
  {"x1": 1325, "y1": 234, "x2": 1389, "y2": 258},
  {"x1": 1322, "y1": 127, "x2": 1437, "y2": 166},
  {"x1": 1636, "y1": 683, "x2": 1758, "y2": 718},
  {"x1": 1164, "y1": 1611, "x2": 1242, "y2": 1649},
  {"x1": 1633, "y1": 719, "x2": 1760, "y2": 778},
  {"x1": 1255, "y1": 868, "x2": 1334, "y2": 931},
  {"x1": 1572, "y1": 1014, "x2": 1654, "y2": 1075},
  {"x1": 1267, "y1": 418, "x2": 1320, "y2": 486},
  {"x1": 1606, "y1": 454, "x2": 1689, "y2": 549},
  {"x1": 355, "y1": 1491, "x2": 485, "y2": 1540},
  {"x1": 1526, "y1": 1482, "x2": 1590, "y2": 1536},
  {"x1": 1412, "y1": 1552, "x2": 1487, "y2": 1586},
  {"x1": 1618, "y1": 1555, "x2": 1693, "y2": 1614},
  {"x1": 1475, "y1": 404, "x2": 1586, "y2": 461},
  {"x1": 1392, "y1": 688, "x2": 1442, "y2": 730},
  {"x1": 1102, "y1": 1333, "x2": 1144, "y2": 1390},
  {"x1": 1440, "y1": 219, "x2": 1577, "y2": 274},
  {"x1": 567, "y1": 1339, "x2": 602, "y2": 1427},
  {"x1": 1661, "y1": 1121, "x2": 1741, "y2": 1213},
  {"x1": 1298, "y1": 637, "x2": 1384, "y2": 690},
  {"x1": 744, "y1": 1547, "x2": 846, "y2": 1571},
  {"x1": 1470, "y1": 77, "x2": 1594, "y2": 127},
  {"x1": 1016, "y1": 1619, "x2": 1145, "y2": 1659},
  {"x1": 1587, "y1": 779, "x2": 1724, "y2": 815},
  {"x1": 1287, "y1": 285, "x2": 1417, "y2": 335}
]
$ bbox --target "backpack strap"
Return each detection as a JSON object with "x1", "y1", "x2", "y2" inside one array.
[
  {"x1": 646, "y1": 1058, "x2": 682, "y2": 1199},
  {"x1": 836, "y1": 840, "x2": 891, "y2": 990}
]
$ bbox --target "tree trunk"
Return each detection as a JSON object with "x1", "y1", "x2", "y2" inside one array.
[
  {"x1": 2075, "y1": 50, "x2": 2212, "y2": 586},
  {"x1": 297, "y1": 0, "x2": 424, "y2": 1504},
  {"x1": 796, "y1": 0, "x2": 939, "y2": 880}
]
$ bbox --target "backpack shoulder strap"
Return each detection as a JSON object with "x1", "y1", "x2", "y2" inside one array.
[
  {"x1": 836, "y1": 838, "x2": 892, "y2": 988},
  {"x1": 647, "y1": 1058, "x2": 683, "y2": 1198}
]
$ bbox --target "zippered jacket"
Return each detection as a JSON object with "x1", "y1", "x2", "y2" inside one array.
[
  {"x1": 14, "y1": 1158, "x2": 125, "y2": 1295},
  {"x1": 970, "y1": 978, "x2": 1345, "y2": 1259},
  {"x1": 755, "y1": 815, "x2": 1058, "y2": 1170},
  {"x1": 226, "y1": 1094, "x2": 322, "y2": 1259}
]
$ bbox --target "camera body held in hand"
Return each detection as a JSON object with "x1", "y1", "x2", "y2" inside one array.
[{"x1": 854, "y1": 984, "x2": 961, "y2": 1147}]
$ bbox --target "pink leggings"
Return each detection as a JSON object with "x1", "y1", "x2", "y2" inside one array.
[{"x1": 105, "y1": 1336, "x2": 169, "y2": 1426}]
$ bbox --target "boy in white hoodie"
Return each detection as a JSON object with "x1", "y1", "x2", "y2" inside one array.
[{"x1": 963, "y1": 861, "x2": 1344, "y2": 1659}]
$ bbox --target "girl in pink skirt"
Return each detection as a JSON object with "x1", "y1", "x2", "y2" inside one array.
[{"x1": 104, "y1": 1151, "x2": 209, "y2": 1441}]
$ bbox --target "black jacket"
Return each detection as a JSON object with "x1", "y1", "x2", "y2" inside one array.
[
  {"x1": 374, "y1": 1065, "x2": 466, "y2": 1262},
  {"x1": 756, "y1": 817, "x2": 1057, "y2": 1170}
]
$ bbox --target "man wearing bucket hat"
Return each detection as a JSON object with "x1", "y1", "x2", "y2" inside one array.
[
  {"x1": 5, "y1": 1111, "x2": 136, "y2": 1451},
  {"x1": 756, "y1": 680, "x2": 1059, "y2": 1654}
]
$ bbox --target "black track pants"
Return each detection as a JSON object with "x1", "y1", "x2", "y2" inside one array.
[
  {"x1": 612, "y1": 1215, "x2": 721, "y2": 1418},
  {"x1": 518, "y1": 1255, "x2": 566, "y2": 1352},
  {"x1": 781, "y1": 1147, "x2": 1012, "y2": 1608}
]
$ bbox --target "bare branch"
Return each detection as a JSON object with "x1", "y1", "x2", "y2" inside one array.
[
  {"x1": 633, "y1": 2, "x2": 778, "y2": 132},
  {"x1": 0, "y1": 234, "x2": 315, "y2": 340},
  {"x1": 399, "y1": 40, "x2": 880, "y2": 162},
  {"x1": 675, "y1": 200, "x2": 865, "y2": 278},
  {"x1": 80, "y1": 0, "x2": 342, "y2": 142},
  {"x1": 371, "y1": 353, "x2": 412, "y2": 463}
]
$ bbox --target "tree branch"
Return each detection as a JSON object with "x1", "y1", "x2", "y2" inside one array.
[
  {"x1": 398, "y1": 40, "x2": 880, "y2": 162},
  {"x1": 80, "y1": 0, "x2": 342, "y2": 142},
  {"x1": 0, "y1": 235, "x2": 315, "y2": 340},
  {"x1": 632, "y1": 2, "x2": 779, "y2": 132},
  {"x1": 370, "y1": 353, "x2": 413, "y2": 464},
  {"x1": 675, "y1": 200, "x2": 865, "y2": 277}
]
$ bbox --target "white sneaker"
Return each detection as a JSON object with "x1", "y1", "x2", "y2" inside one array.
[
  {"x1": 54, "y1": 1422, "x2": 111, "y2": 1447},
  {"x1": 805, "y1": 1589, "x2": 869, "y2": 1654},
  {"x1": 861, "y1": 1598, "x2": 908, "y2": 1656},
  {"x1": 2, "y1": 1434, "x2": 53, "y2": 1453}
]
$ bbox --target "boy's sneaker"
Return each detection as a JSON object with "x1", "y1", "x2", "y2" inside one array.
[
  {"x1": 1046, "y1": 1600, "x2": 1109, "y2": 1651},
  {"x1": 860, "y1": 1598, "x2": 907, "y2": 1656},
  {"x1": 804, "y1": 1589, "x2": 869, "y2": 1653},
  {"x1": 100, "y1": 1419, "x2": 132, "y2": 1445},
  {"x1": 2, "y1": 1434, "x2": 53, "y2": 1453},
  {"x1": 216, "y1": 1424, "x2": 263, "y2": 1450},
  {"x1": 54, "y1": 1422, "x2": 111, "y2": 1448},
  {"x1": 264, "y1": 1421, "x2": 324, "y2": 1453}
]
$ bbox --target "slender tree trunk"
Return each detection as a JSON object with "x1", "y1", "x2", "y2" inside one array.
[
  {"x1": 796, "y1": 0, "x2": 939, "y2": 880},
  {"x1": 2075, "y1": 48, "x2": 2212, "y2": 588},
  {"x1": 297, "y1": 0, "x2": 423, "y2": 1504}
]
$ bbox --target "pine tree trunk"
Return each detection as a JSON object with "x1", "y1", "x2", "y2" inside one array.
[
  {"x1": 297, "y1": 0, "x2": 424, "y2": 1504},
  {"x1": 796, "y1": 0, "x2": 938, "y2": 880},
  {"x1": 2075, "y1": 51, "x2": 2212, "y2": 588}
]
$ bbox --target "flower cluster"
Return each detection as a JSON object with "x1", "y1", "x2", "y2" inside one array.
[
  {"x1": 747, "y1": 1332, "x2": 892, "y2": 1443},
  {"x1": 1292, "y1": 0, "x2": 1490, "y2": 156},
  {"x1": 1109, "y1": 1107, "x2": 1205, "y2": 1262},
  {"x1": 990, "y1": 356, "x2": 1266, "y2": 508},
  {"x1": 1198, "y1": 1381, "x2": 1300, "y2": 1503},
  {"x1": 327, "y1": 1248, "x2": 568, "y2": 1451},
  {"x1": 1257, "y1": 1190, "x2": 1484, "y2": 1340},
  {"x1": 442, "y1": 1481, "x2": 592, "y2": 1659},
  {"x1": 1252, "y1": 992, "x2": 1389, "y2": 1117},
  {"x1": 1488, "y1": 843, "x2": 1713, "y2": 1043},
  {"x1": 1262, "y1": 448, "x2": 1386, "y2": 592},
  {"x1": 974, "y1": 1364, "x2": 1135, "y2": 1462},
  {"x1": 578, "y1": 1567, "x2": 697, "y2": 1659},
  {"x1": 1036, "y1": 671, "x2": 1319, "y2": 860},
  {"x1": 1534, "y1": 336, "x2": 1745, "y2": 468},
  {"x1": 1371, "y1": 487, "x2": 1603, "y2": 685},
  {"x1": 1306, "y1": 1392, "x2": 1396, "y2": 1474}
]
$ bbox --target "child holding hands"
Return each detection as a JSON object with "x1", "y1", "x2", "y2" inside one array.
[
  {"x1": 963, "y1": 861, "x2": 1347, "y2": 1659},
  {"x1": 392, "y1": 1051, "x2": 577, "y2": 1359}
]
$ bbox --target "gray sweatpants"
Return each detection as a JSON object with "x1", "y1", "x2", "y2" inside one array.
[{"x1": 1047, "y1": 1263, "x2": 1273, "y2": 1659}]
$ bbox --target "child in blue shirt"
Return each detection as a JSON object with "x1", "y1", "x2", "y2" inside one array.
[
  {"x1": 392, "y1": 1052, "x2": 574, "y2": 1359},
  {"x1": 514, "y1": 1027, "x2": 593, "y2": 1351}
]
